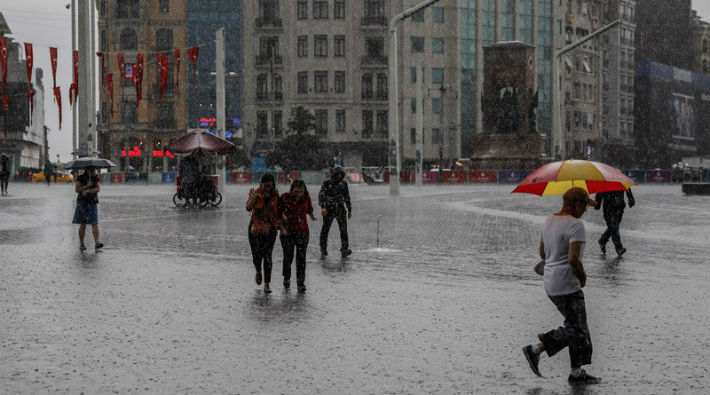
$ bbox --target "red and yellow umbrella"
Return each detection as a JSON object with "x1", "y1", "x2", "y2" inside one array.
[{"x1": 512, "y1": 160, "x2": 635, "y2": 196}]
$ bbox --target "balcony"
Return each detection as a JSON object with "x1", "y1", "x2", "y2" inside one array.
[
  {"x1": 255, "y1": 54, "x2": 283, "y2": 67},
  {"x1": 255, "y1": 17, "x2": 283, "y2": 29},
  {"x1": 361, "y1": 16, "x2": 387, "y2": 26},
  {"x1": 256, "y1": 92, "x2": 283, "y2": 102},
  {"x1": 361, "y1": 55, "x2": 387, "y2": 67}
]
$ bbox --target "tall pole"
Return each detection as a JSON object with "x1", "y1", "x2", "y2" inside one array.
[
  {"x1": 216, "y1": 28, "x2": 226, "y2": 192},
  {"x1": 77, "y1": 0, "x2": 96, "y2": 157},
  {"x1": 415, "y1": 63, "x2": 423, "y2": 186},
  {"x1": 388, "y1": 0, "x2": 442, "y2": 196},
  {"x1": 71, "y1": 0, "x2": 77, "y2": 159}
]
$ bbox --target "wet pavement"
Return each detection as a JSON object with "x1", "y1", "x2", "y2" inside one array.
[{"x1": 0, "y1": 182, "x2": 708, "y2": 394}]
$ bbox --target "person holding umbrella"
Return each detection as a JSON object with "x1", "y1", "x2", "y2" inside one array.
[
  {"x1": 72, "y1": 167, "x2": 103, "y2": 251},
  {"x1": 522, "y1": 187, "x2": 600, "y2": 384}
]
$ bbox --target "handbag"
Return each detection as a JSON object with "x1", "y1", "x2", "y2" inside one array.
[{"x1": 534, "y1": 259, "x2": 545, "y2": 276}]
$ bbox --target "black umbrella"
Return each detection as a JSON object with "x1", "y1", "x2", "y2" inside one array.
[{"x1": 62, "y1": 157, "x2": 117, "y2": 170}]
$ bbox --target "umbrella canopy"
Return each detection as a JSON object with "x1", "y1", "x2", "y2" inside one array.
[
  {"x1": 62, "y1": 157, "x2": 116, "y2": 170},
  {"x1": 165, "y1": 129, "x2": 236, "y2": 156},
  {"x1": 512, "y1": 160, "x2": 634, "y2": 196}
]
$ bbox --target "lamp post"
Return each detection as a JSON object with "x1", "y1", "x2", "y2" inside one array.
[{"x1": 388, "y1": 0, "x2": 442, "y2": 196}]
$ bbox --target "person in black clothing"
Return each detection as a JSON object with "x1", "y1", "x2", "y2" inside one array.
[
  {"x1": 72, "y1": 167, "x2": 103, "y2": 251},
  {"x1": 0, "y1": 162, "x2": 9, "y2": 196},
  {"x1": 319, "y1": 166, "x2": 352, "y2": 257},
  {"x1": 594, "y1": 188, "x2": 635, "y2": 256}
]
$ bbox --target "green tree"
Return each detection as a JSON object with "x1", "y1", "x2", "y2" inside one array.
[
  {"x1": 267, "y1": 107, "x2": 325, "y2": 170},
  {"x1": 287, "y1": 106, "x2": 316, "y2": 136}
]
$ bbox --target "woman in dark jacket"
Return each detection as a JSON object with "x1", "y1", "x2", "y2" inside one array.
[
  {"x1": 72, "y1": 167, "x2": 103, "y2": 251},
  {"x1": 246, "y1": 173, "x2": 281, "y2": 293},
  {"x1": 279, "y1": 180, "x2": 317, "y2": 293}
]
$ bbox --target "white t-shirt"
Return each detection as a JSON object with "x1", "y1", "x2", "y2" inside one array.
[{"x1": 540, "y1": 214, "x2": 586, "y2": 296}]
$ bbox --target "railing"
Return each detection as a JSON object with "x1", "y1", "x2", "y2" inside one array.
[
  {"x1": 361, "y1": 16, "x2": 387, "y2": 26},
  {"x1": 256, "y1": 92, "x2": 283, "y2": 101},
  {"x1": 256, "y1": 54, "x2": 283, "y2": 66},
  {"x1": 255, "y1": 17, "x2": 283, "y2": 28},
  {"x1": 361, "y1": 55, "x2": 387, "y2": 66}
]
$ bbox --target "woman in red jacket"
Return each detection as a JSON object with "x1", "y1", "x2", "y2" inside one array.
[
  {"x1": 246, "y1": 173, "x2": 281, "y2": 293},
  {"x1": 279, "y1": 180, "x2": 317, "y2": 293}
]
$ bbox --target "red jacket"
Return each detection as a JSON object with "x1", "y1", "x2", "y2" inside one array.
[
  {"x1": 279, "y1": 192, "x2": 313, "y2": 235},
  {"x1": 246, "y1": 187, "x2": 281, "y2": 234}
]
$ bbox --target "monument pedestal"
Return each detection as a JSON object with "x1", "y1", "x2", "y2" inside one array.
[{"x1": 470, "y1": 133, "x2": 549, "y2": 170}]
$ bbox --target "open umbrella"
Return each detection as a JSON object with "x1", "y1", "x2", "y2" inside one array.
[
  {"x1": 165, "y1": 129, "x2": 236, "y2": 156},
  {"x1": 62, "y1": 157, "x2": 116, "y2": 170},
  {"x1": 512, "y1": 159, "x2": 634, "y2": 196}
]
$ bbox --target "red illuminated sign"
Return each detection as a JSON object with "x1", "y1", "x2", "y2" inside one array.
[
  {"x1": 122, "y1": 146, "x2": 142, "y2": 157},
  {"x1": 152, "y1": 150, "x2": 175, "y2": 158}
]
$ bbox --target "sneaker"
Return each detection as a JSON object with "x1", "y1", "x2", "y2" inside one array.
[
  {"x1": 283, "y1": 279, "x2": 290, "y2": 289},
  {"x1": 568, "y1": 369, "x2": 601, "y2": 384},
  {"x1": 598, "y1": 241, "x2": 606, "y2": 254},
  {"x1": 297, "y1": 282, "x2": 306, "y2": 293},
  {"x1": 255, "y1": 272, "x2": 262, "y2": 285},
  {"x1": 341, "y1": 248, "x2": 352, "y2": 258},
  {"x1": 95, "y1": 243, "x2": 104, "y2": 250},
  {"x1": 522, "y1": 345, "x2": 542, "y2": 377},
  {"x1": 616, "y1": 247, "x2": 626, "y2": 257},
  {"x1": 79, "y1": 245, "x2": 87, "y2": 251}
]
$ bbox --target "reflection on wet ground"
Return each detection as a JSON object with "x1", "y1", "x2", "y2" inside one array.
[{"x1": 0, "y1": 183, "x2": 708, "y2": 394}]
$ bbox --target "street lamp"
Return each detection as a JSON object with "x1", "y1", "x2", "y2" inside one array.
[{"x1": 388, "y1": 0, "x2": 442, "y2": 196}]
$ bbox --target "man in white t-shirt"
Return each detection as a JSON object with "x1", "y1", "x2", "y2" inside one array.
[{"x1": 522, "y1": 187, "x2": 602, "y2": 384}]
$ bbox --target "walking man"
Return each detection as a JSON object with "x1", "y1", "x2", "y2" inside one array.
[
  {"x1": 318, "y1": 166, "x2": 352, "y2": 258},
  {"x1": 0, "y1": 161, "x2": 9, "y2": 196},
  {"x1": 594, "y1": 188, "x2": 635, "y2": 256},
  {"x1": 523, "y1": 187, "x2": 601, "y2": 384}
]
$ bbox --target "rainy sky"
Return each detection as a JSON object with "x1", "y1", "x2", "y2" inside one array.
[{"x1": 0, "y1": 0, "x2": 709, "y2": 163}]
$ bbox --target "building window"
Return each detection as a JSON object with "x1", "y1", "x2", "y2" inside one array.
[
  {"x1": 361, "y1": 73, "x2": 373, "y2": 99},
  {"x1": 410, "y1": 128, "x2": 416, "y2": 144},
  {"x1": 99, "y1": 1, "x2": 107, "y2": 17},
  {"x1": 123, "y1": 100, "x2": 136, "y2": 123},
  {"x1": 257, "y1": 74, "x2": 268, "y2": 99},
  {"x1": 315, "y1": 71, "x2": 328, "y2": 93},
  {"x1": 315, "y1": 109, "x2": 328, "y2": 136},
  {"x1": 297, "y1": 72, "x2": 308, "y2": 94},
  {"x1": 120, "y1": 28, "x2": 137, "y2": 50},
  {"x1": 432, "y1": 98, "x2": 442, "y2": 114},
  {"x1": 315, "y1": 35, "x2": 328, "y2": 57},
  {"x1": 336, "y1": 109, "x2": 345, "y2": 132},
  {"x1": 432, "y1": 68, "x2": 443, "y2": 84},
  {"x1": 432, "y1": 38, "x2": 444, "y2": 54},
  {"x1": 376, "y1": 110, "x2": 388, "y2": 136},
  {"x1": 157, "y1": 103, "x2": 174, "y2": 128},
  {"x1": 116, "y1": 0, "x2": 139, "y2": 18},
  {"x1": 313, "y1": 0, "x2": 328, "y2": 19},
  {"x1": 274, "y1": 111, "x2": 283, "y2": 137},
  {"x1": 156, "y1": 29, "x2": 173, "y2": 51},
  {"x1": 411, "y1": 98, "x2": 416, "y2": 113},
  {"x1": 411, "y1": 67, "x2": 417, "y2": 83},
  {"x1": 376, "y1": 73, "x2": 387, "y2": 99},
  {"x1": 298, "y1": 36, "x2": 308, "y2": 57},
  {"x1": 362, "y1": 110, "x2": 374, "y2": 138},
  {"x1": 259, "y1": 0, "x2": 279, "y2": 20},
  {"x1": 334, "y1": 35, "x2": 345, "y2": 57},
  {"x1": 432, "y1": 128, "x2": 442, "y2": 144},
  {"x1": 101, "y1": 102, "x2": 109, "y2": 124},
  {"x1": 334, "y1": 0, "x2": 345, "y2": 19},
  {"x1": 257, "y1": 112, "x2": 268, "y2": 137},
  {"x1": 274, "y1": 74, "x2": 283, "y2": 98},
  {"x1": 100, "y1": 30, "x2": 107, "y2": 52},
  {"x1": 297, "y1": 0, "x2": 308, "y2": 19},
  {"x1": 260, "y1": 36, "x2": 279, "y2": 58},
  {"x1": 159, "y1": 0, "x2": 169, "y2": 13},
  {"x1": 411, "y1": 9, "x2": 424, "y2": 22},
  {"x1": 432, "y1": 7, "x2": 444, "y2": 23},
  {"x1": 334, "y1": 71, "x2": 345, "y2": 93},
  {"x1": 365, "y1": 37, "x2": 384, "y2": 59},
  {"x1": 411, "y1": 36, "x2": 425, "y2": 53},
  {"x1": 364, "y1": 0, "x2": 385, "y2": 18}
]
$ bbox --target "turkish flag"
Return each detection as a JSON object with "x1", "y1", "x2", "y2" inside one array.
[
  {"x1": 174, "y1": 49, "x2": 181, "y2": 90},
  {"x1": 187, "y1": 46, "x2": 199, "y2": 85},
  {"x1": 53, "y1": 87, "x2": 62, "y2": 130},
  {"x1": 2, "y1": 96, "x2": 8, "y2": 137},
  {"x1": 118, "y1": 52, "x2": 125, "y2": 87},
  {"x1": 106, "y1": 73, "x2": 113, "y2": 116},
  {"x1": 135, "y1": 53, "x2": 144, "y2": 108},
  {"x1": 49, "y1": 47, "x2": 58, "y2": 88},
  {"x1": 69, "y1": 50, "x2": 79, "y2": 107},
  {"x1": 0, "y1": 38, "x2": 7, "y2": 96},
  {"x1": 158, "y1": 54, "x2": 169, "y2": 102},
  {"x1": 24, "y1": 43, "x2": 34, "y2": 118}
]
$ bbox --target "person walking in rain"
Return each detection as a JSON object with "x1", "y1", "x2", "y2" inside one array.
[
  {"x1": 246, "y1": 173, "x2": 281, "y2": 293},
  {"x1": 279, "y1": 180, "x2": 317, "y2": 293},
  {"x1": 72, "y1": 167, "x2": 103, "y2": 251},
  {"x1": 523, "y1": 187, "x2": 601, "y2": 384},
  {"x1": 0, "y1": 162, "x2": 9, "y2": 196},
  {"x1": 594, "y1": 188, "x2": 635, "y2": 256},
  {"x1": 318, "y1": 166, "x2": 352, "y2": 258}
]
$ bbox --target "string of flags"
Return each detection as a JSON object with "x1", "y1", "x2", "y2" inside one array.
[{"x1": 0, "y1": 39, "x2": 212, "y2": 138}]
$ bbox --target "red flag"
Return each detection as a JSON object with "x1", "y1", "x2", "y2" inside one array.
[
  {"x1": 106, "y1": 72, "x2": 113, "y2": 116},
  {"x1": 53, "y1": 87, "x2": 62, "y2": 130},
  {"x1": 174, "y1": 49, "x2": 181, "y2": 90},
  {"x1": 2, "y1": 96, "x2": 8, "y2": 138},
  {"x1": 158, "y1": 54, "x2": 169, "y2": 102},
  {"x1": 49, "y1": 47, "x2": 58, "y2": 88},
  {"x1": 24, "y1": 43, "x2": 34, "y2": 118},
  {"x1": 117, "y1": 52, "x2": 125, "y2": 87},
  {"x1": 187, "y1": 46, "x2": 199, "y2": 85},
  {"x1": 69, "y1": 50, "x2": 79, "y2": 107},
  {"x1": 0, "y1": 38, "x2": 7, "y2": 96},
  {"x1": 96, "y1": 52, "x2": 105, "y2": 86},
  {"x1": 135, "y1": 53, "x2": 143, "y2": 108}
]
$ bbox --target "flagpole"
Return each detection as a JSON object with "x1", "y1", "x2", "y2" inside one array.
[
  {"x1": 71, "y1": 0, "x2": 77, "y2": 159},
  {"x1": 215, "y1": 28, "x2": 226, "y2": 193}
]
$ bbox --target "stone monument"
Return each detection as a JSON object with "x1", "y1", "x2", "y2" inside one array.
[{"x1": 471, "y1": 42, "x2": 548, "y2": 170}]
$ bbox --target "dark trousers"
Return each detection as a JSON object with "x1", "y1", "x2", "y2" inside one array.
[
  {"x1": 0, "y1": 177, "x2": 7, "y2": 194},
  {"x1": 599, "y1": 213, "x2": 623, "y2": 249},
  {"x1": 248, "y1": 225, "x2": 277, "y2": 283},
  {"x1": 539, "y1": 290, "x2": 593, "y2": 368},
  {"x1": 280, "y1": 232, "x2": 309, "y2": 284},
  {"x1": 320, "y1": 206, "x2": 348, "y2": 252}
]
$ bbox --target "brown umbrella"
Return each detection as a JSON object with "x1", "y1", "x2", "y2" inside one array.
[{"x1": 165, "y1": 129, "x2": 236, "y2": 156}]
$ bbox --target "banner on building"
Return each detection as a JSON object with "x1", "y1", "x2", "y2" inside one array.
[
  {"x1": 24, "y1": 43, "x2": 34, "y2": 118},
  {"x1": 187, "y1": 46, "x2": 198, "y2": 85},
  {"x1": 49, "y1": 47, "x2": 58, "y2": 88},
  {"x1": 0, "y1": 37, "x2": 7, "y2": 96},
  {"x1": 69, "y1": 50, "x2": 79, "y2": 107},
  {"x1": 118, "y1": 52, "x2": 125, "y2": 87},
  {"x1": 2, "y1": 95, "x2": 8, "y2": 137},
  {"x1": 106, "y1": 72, "x2": 113, "y2": 116},
  {"x1": 53, "y1": 86, "x2": 62, "y2": 130},
  {"x1": 135, "y1": 53, "x2": 143, "y2": 108}
]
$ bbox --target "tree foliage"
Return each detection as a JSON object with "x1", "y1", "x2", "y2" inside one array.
[{"x1": 267, "y1": 107, "x2": 325, "y2": 170}]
